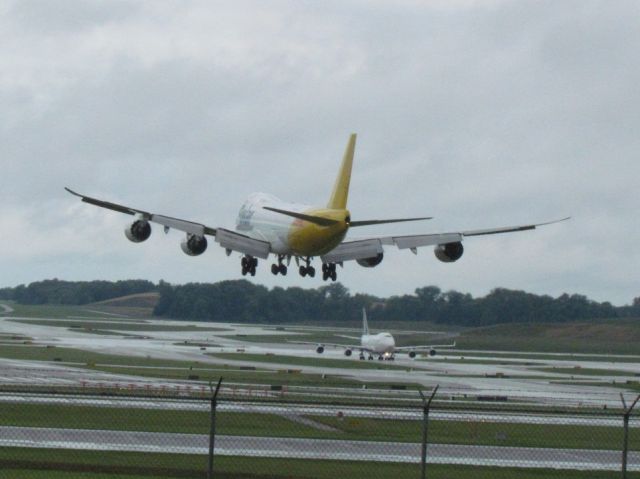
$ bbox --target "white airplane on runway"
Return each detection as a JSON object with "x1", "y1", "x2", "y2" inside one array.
[
  {"x1": 306, "y1": 309, "x2": 456, "y2": 360},
  {"x1": 66, "y1": 134, "x2": 567, "y2": 281}
]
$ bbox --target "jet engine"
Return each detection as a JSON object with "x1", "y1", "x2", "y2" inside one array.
[
  {"x1": 429, "y1": 349, "x2": 436, "y2": 357},
  {"x1": 316, "y1": 345, "x2": 325, "y2": 354},
  {"x1": 408, "y1": 351, "x2": 416, "y2": 359},
  {"x1": 344, "y1": 349, "x2": 352, "y2": 357},
  {"x1": 434, "y1": 242, "x2": 464, "y2": 263},
  {"x1": 356, "y1": 253, "x2": 384, "y2": 268},
  {"x1": 124, "y1": 220, "x2": 151, "y2": 243},
  {"x1": 180, "y1": 234, "x2": 208, "y2": 256}
]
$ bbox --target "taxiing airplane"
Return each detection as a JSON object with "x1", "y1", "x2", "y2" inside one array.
[
  {"x1": 305, "y1": 308, "x2": 455, "y2": 360},
  {"x1": 66, "y1": 134, "x2": 567, "y2": 281}
]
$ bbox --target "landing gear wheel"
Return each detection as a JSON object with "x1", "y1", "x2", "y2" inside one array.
[
  {"x1": 243, "y1": 256, "x2": 257, "y2": 276},
  {"x1": 278, "y1": 264, "x2": 287, "y2": 275},
  {"x1": 307, "y1": 266, "x2": 315, "y2": 278},
  {"x1": 299, "y1": 266, "x2": 307, "y2": 277},
  {"x1": 271, "y1": 264, "x2": 279, "y2": 275}
]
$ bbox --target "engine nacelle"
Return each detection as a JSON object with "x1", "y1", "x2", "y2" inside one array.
[
  {"x1": 180, "y1": 234, "x2": 208, "y2": 256},
  {"x1": 124, "y1": 220, "x2": 151, "y2": 243},
  {"x1": 316, "y1": 345, "x2": 325, "y2": 354},
  {"x1": 344, "y1": 349, "x2": 352, "y2": 357},
  {"x1": 429, "y1": 349, "x2": 436, "y2": 357},
  {"x1": 434, "y1": 242, "x2": 464, "y2": 263},
  {"x1": 408, "y1": 350, "x2": 416, "y2": 359},
  {"x1": 356, "y1": 253, "x2": 384, "y2": 268}
]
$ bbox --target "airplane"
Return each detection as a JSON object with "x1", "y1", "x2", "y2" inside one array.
[
  {"x1": 65, "y1": 133, "x2": 568, "y2": 281},
  {"x1": 301, "y1": 308, "x2": 456, "y2": 360}
]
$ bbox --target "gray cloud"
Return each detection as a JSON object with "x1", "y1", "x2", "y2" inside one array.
[{"x1": 1, "y1": 0, "x2": 638, "y2": 304}]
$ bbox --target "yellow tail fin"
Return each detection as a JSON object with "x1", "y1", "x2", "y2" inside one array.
[{"x1": 327, "y1": 133, "x2": 356, "y2": 210}]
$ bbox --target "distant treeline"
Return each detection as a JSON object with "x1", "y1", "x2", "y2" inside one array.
[
  {"x1": 153, "y1": 280, "x2": 640, "y2": 326},
  {"x1": 1, "y1": 279, "x2": 638, "y2": 326},
  {"x1": 0, "y1": 279, "x2": 156, "y2": 305}
]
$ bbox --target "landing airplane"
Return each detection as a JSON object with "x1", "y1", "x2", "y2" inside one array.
[
  {"x1": 66, "y1": 134, "x2": 567, "y2": 281},
  {"x1": 303, "y1": 308, "x2": 456, "y2": 360}
]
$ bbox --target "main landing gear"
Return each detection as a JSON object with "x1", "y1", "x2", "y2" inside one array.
[
  {"x1": 241, "y1": 255, "x2": 257, "y2": 276},
  {"x1": 322, "y1": 263, "x2": 337, "y2": 282},
  {"x1": 271, "y1": 255, "x2": 288, "y2": 276},
  {"x1": 299, "y1": 257, "x2": 315, "y2": 278}
]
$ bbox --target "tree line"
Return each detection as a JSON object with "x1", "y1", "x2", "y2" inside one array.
[
  {"x1": 153, "y1": 280, "x2": 640, "y2": 326},
  {"x1": 1, "y1": 278, "x2": 638, "y2": 326}
]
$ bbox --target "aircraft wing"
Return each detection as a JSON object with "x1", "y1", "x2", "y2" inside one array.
[
  {"x1": 321, "y1": 218, "x2": 569, "y2": 263},
  {"x1": 65, "y1": 188, "x2": 271, "y2": 259},
  {"x1": 289, "y1": 340, "x2": 373, "y2": 353},
  {"x1": 394, "y1": 340, "x2": 456, "y2": 352}
]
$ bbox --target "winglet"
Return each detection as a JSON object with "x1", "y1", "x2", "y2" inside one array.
[
  {"x1": 362, "y1": 307, "x2": 369, "y2": 335},
  {"x1": 327, "y1": 134, "x2": 356, "y2": 210}
]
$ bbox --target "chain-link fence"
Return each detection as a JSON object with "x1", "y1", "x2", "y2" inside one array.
[{"x1": 0, "y1": 383, "x2": 638, "y2": 479}]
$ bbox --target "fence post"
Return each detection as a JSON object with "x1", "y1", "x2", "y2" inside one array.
[
  {"x1": 620, "y1": 393, "x2": 640, "y2": 479},
  {"x1": 207, "y1": 377, "x2": 223, "y2": 479},
  {"x1": 419, "y1": 385, "x2": 439, "y2": 479}
]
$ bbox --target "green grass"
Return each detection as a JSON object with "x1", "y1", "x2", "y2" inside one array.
[
  {"x1": 0, "y1": 345, "x2": 218, "y2": 367},
  {"x1": 10, "y1": 319, "x2": 228, "y2": 332},
  {"x1": 1, "y1": 402, "x2": 636, "y2": 451},
  {"x1": 5, "y1": 303, "x2": 119, "y2": 319},
  {"x1": 536, "y1": 367, "x2": 638, "y2": 377},
  {"x1": 90, "y1": 364, "x2": 409, "y2": 388},
  {"x1": 0, "y1": 402, "x2": 327, "y2": 437},
  {"x1": 208, "y1": 352, "x2": 411, "y2": 370},
  {"x1": 2, "y1": 448, "x2": 638, "y2": 479},
  {"x1": 456, "y1": 319, "x2": 640, "y2": 355},
  {"x1": 447, "y1": 350, "x2": 640, "y2": 362},
  {"x1": 310, "y1": 415, "x2": 640, "y2": 450}
]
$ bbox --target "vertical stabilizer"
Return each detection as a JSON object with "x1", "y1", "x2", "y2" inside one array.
[
  {"x1": 327, "y1": 133, "x2": 356, "y2": 209},
  {"x1": 362, "y1": 307, "x2": 369, "y2": 335}
]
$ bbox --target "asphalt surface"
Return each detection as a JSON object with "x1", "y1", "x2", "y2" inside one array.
[{"x1": 2, "y1": 425, "x2": 638, "y2": 471}]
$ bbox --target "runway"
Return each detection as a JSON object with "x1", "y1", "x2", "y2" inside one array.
[{"x1": 2, "y1": 425, "x2": 638, "y2": 471}]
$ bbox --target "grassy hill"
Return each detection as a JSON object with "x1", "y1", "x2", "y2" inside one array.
[{"x1": 88, "y1": 292, "x2": 160, "y2": 318}]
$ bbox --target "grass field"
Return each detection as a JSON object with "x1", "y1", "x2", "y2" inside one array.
[
  {"x1": 2, "y1": 448, "x2": 639, "y2": 479},
  {"x1": 208, "y1": 352, "x2": 412, "y2": 370},
  {"x1": 456, "y1": 319, "x2": 640, "y2": 355},
  {"x1": 10, "y1": 319, "x2": 228, "y2": 332},
  {"x1": 536, "y1": 367, "x2": 638, "y2": 377},
  {"x1": 1, "y1": 402, "x2": 637, "y2": 451}
]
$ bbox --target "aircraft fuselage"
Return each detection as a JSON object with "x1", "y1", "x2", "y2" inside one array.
[
  {"x1": 236, "y1": 193, "x2": 349, "y2": 257},
  {"x1": 361, "y1": 332, "x2": 396, "y2": 356}
]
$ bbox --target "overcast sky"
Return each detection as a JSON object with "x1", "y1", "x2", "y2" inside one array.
[{"x1": 1, "y1": 0, "x2": 638, "y2": 305}]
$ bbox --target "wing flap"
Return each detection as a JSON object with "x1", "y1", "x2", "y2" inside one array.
[
  {"x1": 321, "y1": 238, "x2": 383, "y2": 263},
  {"x1": 215, "y1": 228, "x2": 271, "y2": 259}
]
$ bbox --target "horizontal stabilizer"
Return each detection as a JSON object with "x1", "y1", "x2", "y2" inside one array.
[
  {"x1": 262, "y1": 207, "x2": 340, "y2": 226},
  {"x1": 349, "y1": 216, "x2": 432, "y2": 227}
]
